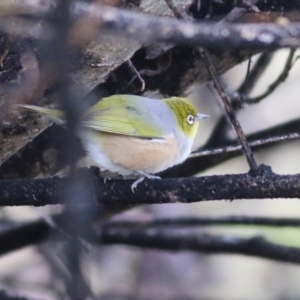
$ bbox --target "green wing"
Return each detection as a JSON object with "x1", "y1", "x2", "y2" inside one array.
[{"x1": 81, "y1": 95, "x2": 164, "y2": 138}]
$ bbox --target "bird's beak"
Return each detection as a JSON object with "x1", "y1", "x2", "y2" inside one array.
[{"x1": 196, "y1": 113, "x2": 209, "y2": 120}]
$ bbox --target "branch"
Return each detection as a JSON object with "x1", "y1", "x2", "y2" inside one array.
[
  {"x1": 0, "y1": 219, "x2": 49, "y2": 256},
  {"x1": 198, "y1": 48, "x2": 259, "y2": 172},
  {"x1": 208, "y1": 51, "x2": 275, "y2": 148},
  {"x1": 246, "y1": 48, "x2": 297, "y2": 103},
  {"x1": 72, "y1": 2, "x2": 300, "y2": 49},
  {"x1": 189, "y1": 132, "x2": 300, "y2": 158},
  {"x1": 1, "y1": 166, "x2": 300, "y2": 206},
  {"x1": 233, "y1": 51, "x2": 275, "y2": 104},
  {"x1": 162, "y1": 117, "x2": 300, "y2": 177},
  {"x1": 2, "y1": 216, "x2": 300, "y2": 265},
  {"x1": 96, "y1": 224, "x2": 300, "y2": 265},
  {"x1": 164, "y1": 0, "x2": 258, "y2": 171},
  {"x1": 107, "y1": 216, "x2": 300, "y2": 227}
]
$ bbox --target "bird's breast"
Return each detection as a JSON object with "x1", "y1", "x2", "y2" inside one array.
[{"x1": 83, "y1": 131, "x2": 192, "y2": 174}]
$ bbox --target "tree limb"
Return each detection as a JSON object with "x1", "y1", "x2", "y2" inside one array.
[
  {"x1": 2, "y1": 216, "x2": 300, "y2": 265},
  {"x1": 0, "y1": 166, "x2": 300, "y2": 206},
  {"x1": 76, "y1": 3, "x2": 300, "y2": 49},
  {"x1": 96, "y1": 225, "x2": 300, "y2": 265}
]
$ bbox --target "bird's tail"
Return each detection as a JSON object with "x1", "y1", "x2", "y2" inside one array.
[{"x1": 18, "y1": 105, "x2": 65, "y2": 125}]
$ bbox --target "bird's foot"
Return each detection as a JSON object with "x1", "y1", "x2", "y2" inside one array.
[
  {"x1": 131, "y1": 177, "x2": 145, "y2": 192},
  {"x1": 131, "y1": 171, "x2": 161, "y2": 192}
]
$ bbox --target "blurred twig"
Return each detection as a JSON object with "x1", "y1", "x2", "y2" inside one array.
[
  {"x1": 70, "y1": 2, "x2": 300, "y2": 49},
  {"x1": 95, "y1": 224, "x2": 300, "y2": 265},
  {"x1": 49, "y1": 2, "x2": 97, "y2": 299},
  {"x1": 2, "y1": 216, "x2": 300, "y2": 265},
  {"x1": 106, "y1": 216, "x2": 300, "y2": 227}
]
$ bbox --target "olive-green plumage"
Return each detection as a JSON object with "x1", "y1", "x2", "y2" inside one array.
[
  {"x1": 163, "y1": 97, "x2": 199, "y2": 139},
  {"x1": 20, "y1": 94, "x2": 208, "y2": 191}
]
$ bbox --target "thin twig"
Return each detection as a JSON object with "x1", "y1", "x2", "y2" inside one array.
[
  {"x1": 238, "y1": 51, "x2": 275, "y2": 96},
  {"x1": 246, "y1": 48, "x2": 297, "y2": 103},
  {"x1": 126, "y1": 59, "x2": 145, "y2": 92},
  {"x1": 189, "y1": 132, "x2": 300, "y2": 158},
  {"x1": 199, "y1": 48, "x2": 259, "y2": 173},
  {"x1": 164, "y1": 0, "x2": 258, "y2": 172},
  {"x1": 205, "y1": 51, "x2": 276, "y2": 149},
  {"x1": 162, "y1": 117, "x2": 300, "y2": 177},
  {"x1": 164, "y1": 0, "x2": 184, "y2": 19},
  {"x1": 238, "y1": 53, "x2": 253, "y2": 98},
  {"x1": 236, "y1": 0, "x2": 260, "y2": 12}
]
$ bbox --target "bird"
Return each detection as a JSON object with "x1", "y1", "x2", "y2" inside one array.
[{"x1": 19, "y1": 94, "x2": 209, "y2": 191}]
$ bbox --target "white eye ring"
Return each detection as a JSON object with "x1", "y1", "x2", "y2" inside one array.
[{"x1": 187, "y1": 115, "x2": 194, "y2": 125}]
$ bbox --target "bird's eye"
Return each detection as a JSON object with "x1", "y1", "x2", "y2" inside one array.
[{"x1": 187, "y1": 115, "x2": 194, "y2": 125}]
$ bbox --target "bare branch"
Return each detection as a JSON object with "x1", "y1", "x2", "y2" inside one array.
[
  {"x1": 96, "y1": 224, "x2": 300, "y2": 265},
  {"x1": 1, "y1": 166, "x2": 300, "y2": 206},
  {"x1": 107, "y1": 216, "x2": 300, "y2": 228},
  {"x1": 237, "y1": 51, "x2": 275, "y2": 97},
  {"x1": 71, "y1": 2, "x2": 300, "y2": 49},
  {"x1": 199, "y1": 48, "x2": 259, "y2": 173},
  {"x1": 2, "y1": 216, "x2": 300, "y2": 265},
  {"x1": 189, "y1": 132, "x2": 300, "y2": 158}
]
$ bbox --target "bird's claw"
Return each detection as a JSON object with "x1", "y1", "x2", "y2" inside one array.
[{"x1": 131, "y1": 172, "x2": 161, "y2": 192}]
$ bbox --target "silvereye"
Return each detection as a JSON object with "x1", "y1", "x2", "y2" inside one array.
[{"x1": 20, "y1": 95, "x2": 208, "y2": 191}]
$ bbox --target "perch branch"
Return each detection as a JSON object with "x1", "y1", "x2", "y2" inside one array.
[{"x1": 1, "y1": 166, "x2": 300, "y2": 206}]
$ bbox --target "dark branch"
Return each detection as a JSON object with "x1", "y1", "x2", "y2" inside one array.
[
  {"x1": 96, "y1": 224, "x2": 300, "y2": 265},
  {"x1": 107, "y1": 216, "x2": 300, "y2": 228},
  {"x1": 199, "y1": 48, "x2": 259, "y2": 173},
  {"x1": 1, "y1": 166, "x2": 300, "y2": 206},
  {"x1": 0, "y1": 219, "x2": 49, "y2": 256},
  {"x1": 2, "y1": 216, "x2": 300, "y2": 265}
]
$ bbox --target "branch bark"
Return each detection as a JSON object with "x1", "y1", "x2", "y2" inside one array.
[{"x1": 0, "y1": 166, "x2": 300, "y2": 206}]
